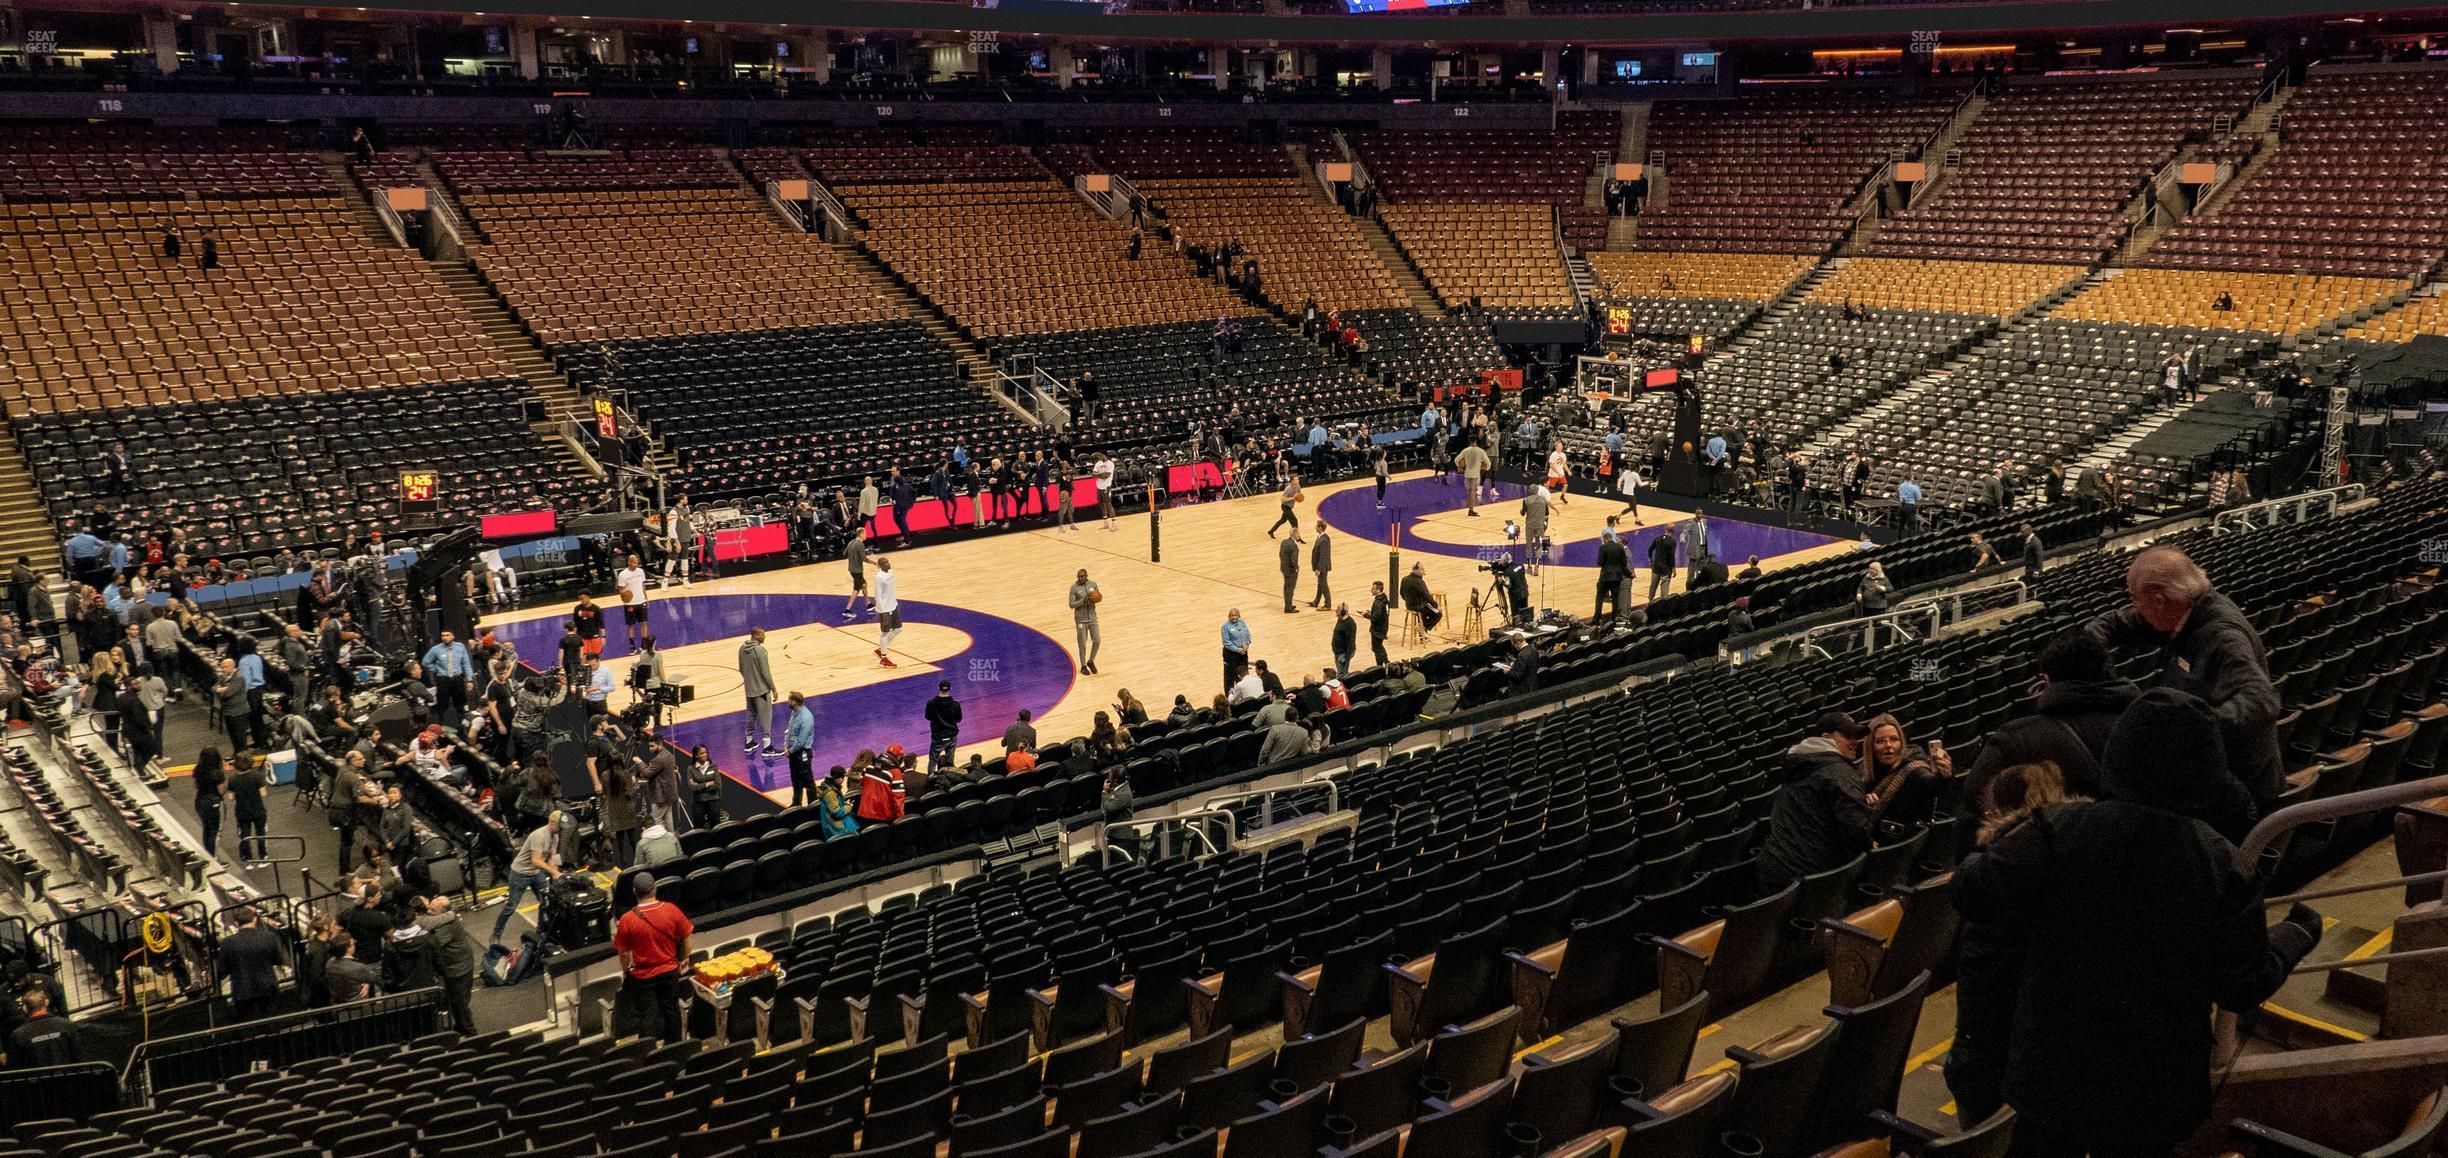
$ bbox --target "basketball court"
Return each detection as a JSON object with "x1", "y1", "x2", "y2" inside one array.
[{"x1": 482, "y1": 470, "x2": 1854, "y2": 804}]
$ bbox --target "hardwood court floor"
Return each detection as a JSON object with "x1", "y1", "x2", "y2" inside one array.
[{"x1": 483, "y1": 472, "x2": 1852, "y2": 804}]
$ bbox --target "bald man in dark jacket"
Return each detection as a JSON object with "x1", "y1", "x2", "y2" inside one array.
[{"x1": 2084, "y1": 546, "x2": 2283, "y2": 809}]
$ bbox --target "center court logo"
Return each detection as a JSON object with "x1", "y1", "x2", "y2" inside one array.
[{"x1": 969, "y1": 658, "x2": 1002, "y2": 683}]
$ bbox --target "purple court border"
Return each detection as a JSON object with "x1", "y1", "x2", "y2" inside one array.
[
  {"x1": 1318, "y1": 475, "x2": 1841, "y2": 570},
  {"x1": 490, "y1": 593, "x2": 1075, "y2": 795}
]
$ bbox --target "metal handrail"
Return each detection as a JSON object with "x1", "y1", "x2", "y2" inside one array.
[
  {"x1": 805, "y1": 180, "x2": 858, "y2": 234},
  {"x1": 1198, "y1": 780, "x2": 1341, "y2": 833},
  {"x1": 1732, "y1": 599, "x2": 1945, "y2": 665},
  {"x1": 423, "y1": 183, "x2": 472, "y2": 249},
  {"x1": 369, "y1": 194, "x2": 409, "y2": 248},
  {"x1": 2236, "y1": 773, "x2": 2448, "y2": 976},
  {"x1": 1555, "y1": 205, "x2": 1585, "y2": 299},
  {"x1": 2212, "y1": 482, "x2": 2364, "y2": 534},
  {"x1": 1034, "y1": 367, "x2": 1070, "y2": 428},
  {"x1": 1100, "y1": 808, "x2": 1237, "y2": 864},
  {"x1": 762, "y1": 179, "x2": 814, "y2": 233},
  {"x1": 1894, "y1": 578, "x2": 2029, "y2": 627},
  {"x1": 2238, "y1": 773, "x2": 2448, "y2": 871},
  {"x1": 1313, "y1": 156, "x2": 1341, "y2": 203},
  {"x1": 997, "y1": 368, "x2": 1071, "y2": 429},
  {"x1": 2151, "y1": 151, "x2": 2188, "y2": 201}
]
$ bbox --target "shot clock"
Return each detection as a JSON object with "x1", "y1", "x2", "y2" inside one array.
[{"x1": 400, "y1": 469, "x2": 440, "y2": 517}]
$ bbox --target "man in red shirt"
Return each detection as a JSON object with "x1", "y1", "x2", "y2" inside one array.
[{"x1": 611, "y1": 875, "x2": 694, "y2": 1042}]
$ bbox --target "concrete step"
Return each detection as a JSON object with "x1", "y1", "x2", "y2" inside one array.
[
  {"x1": 828, "y1": 238, "x2": 1028, "y2": 421},
  {"x1": 0, "y1": 425, "x2": 56, "y2": 564},
  {"x1": 1356, "y1": 214, "x2": 1442, "y2": 317},
  {"x1": 2260, "y1": 918, "x2": 2386, "y2": 1047}
]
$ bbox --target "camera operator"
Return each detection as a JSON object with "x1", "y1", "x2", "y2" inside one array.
[
  {"x1": 630, "y1": 635, "x2": 665, "y2": 710},
  {"x1": 1482, "y1": 556, "x2": 1533, "y2": 626}
]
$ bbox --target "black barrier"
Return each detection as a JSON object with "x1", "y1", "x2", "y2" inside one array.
[
  {"x1": 123, "y1": 987, "x2": 445, "y2": 1102},
  {"x1": 0, "y1": 1062, "x2": 122, "y2": 1130},
  {"x1": 0, "y1": 914, "x2": 35, "y2": 971},
  {"x1": 32, "y1": 902, "x2": 213, "y2": 1016}
]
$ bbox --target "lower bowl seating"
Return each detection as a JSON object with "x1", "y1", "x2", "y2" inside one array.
[
  {"x1": 1005, "y1": 320, "x2": 1418, "y2": 454},
  {"x1": 559, "y1": 321, "x2": 1046, "y2": 503},
  {"x1": 15, "y1": 379, "x2": 575, "y2": 561}
]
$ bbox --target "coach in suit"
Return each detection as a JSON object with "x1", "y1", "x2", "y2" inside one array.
[
  {"x1": 1648, "y1": 529, "x2": 1678, "y2": 604},
  {"x1": 1308, "y1": 521, "x2": 1334, "y2": 608},
  {"x1": 739, "y1": 628, "x2": 777, "y2": 756},
  {"x1": 1279, "y1": 530, "x2": 1303, "y2": 614},
  {"x1": 1596, "y1": 521, "x2": 1630, "y2": 622},
  {"x1": 1680, "y1": 516, "x2": 1709, "y2": 583}
]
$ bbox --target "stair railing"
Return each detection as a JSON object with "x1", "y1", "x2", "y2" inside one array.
[
  {"x1": 807, "y1": 180, "x2": 860, "y2": 235},
  {"x1": 2238, "y1": 772, "x2": 2448, "y2": 976},
  {"x1": 368, "y1": 194, "x2": 410, "y2": 250},
  {"x1": 1555, "y1": 205, "x2": 1588, "y2": 311},
  {"x1": 2210, "y1": 482, "x2": 2363, "y2": 535},
  {"x1": 423, "y1": 184, "x2": 472, "y2": 259},
  {"x1": 763, "y1": 180, "x2": 815, "y2": 234}
]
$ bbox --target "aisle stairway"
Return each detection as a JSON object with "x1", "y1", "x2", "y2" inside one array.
[
  {"x1": 1702, "y1": 257, "x2": 1844, "y2": 370},
  {"x1": 0, "y1": 429, "x2": 59, "y2": 568},
  {"x1": 2120, "y1": 85, "x2": 2295, "y2": 265},
  {"x1": 433, "y1": 262, "x2": 616, "y2": 479},
  {"x1": 1805, "y1": 267, "x2": 2105, "y2": 458},
  {"x1": 1359, "y1": 214, "x2": 1445, "y2": 316},
  {"x1": 1566, "y1": 254, "x2": 1602, "y2": 303},
  {"x1": 321, "y1": 153, "x2": 397, "y2": 244},
  {"x1": 1617, "y1": 101, "x2": 1651, "y2": 169},
  {"x1": 828, "y1": 235, "x2": 1035, "y2": 426},
  {"x1": 1896, "y1": 93, "x2": 1989, "y2": 213},
  {"x1": 2197, "y1": 84, "x2": 2298, "y2": 225}
]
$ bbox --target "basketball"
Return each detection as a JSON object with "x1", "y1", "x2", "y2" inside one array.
[{"x1": 1088, "y1": 589, "x2": 1103, "y2": 604}]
